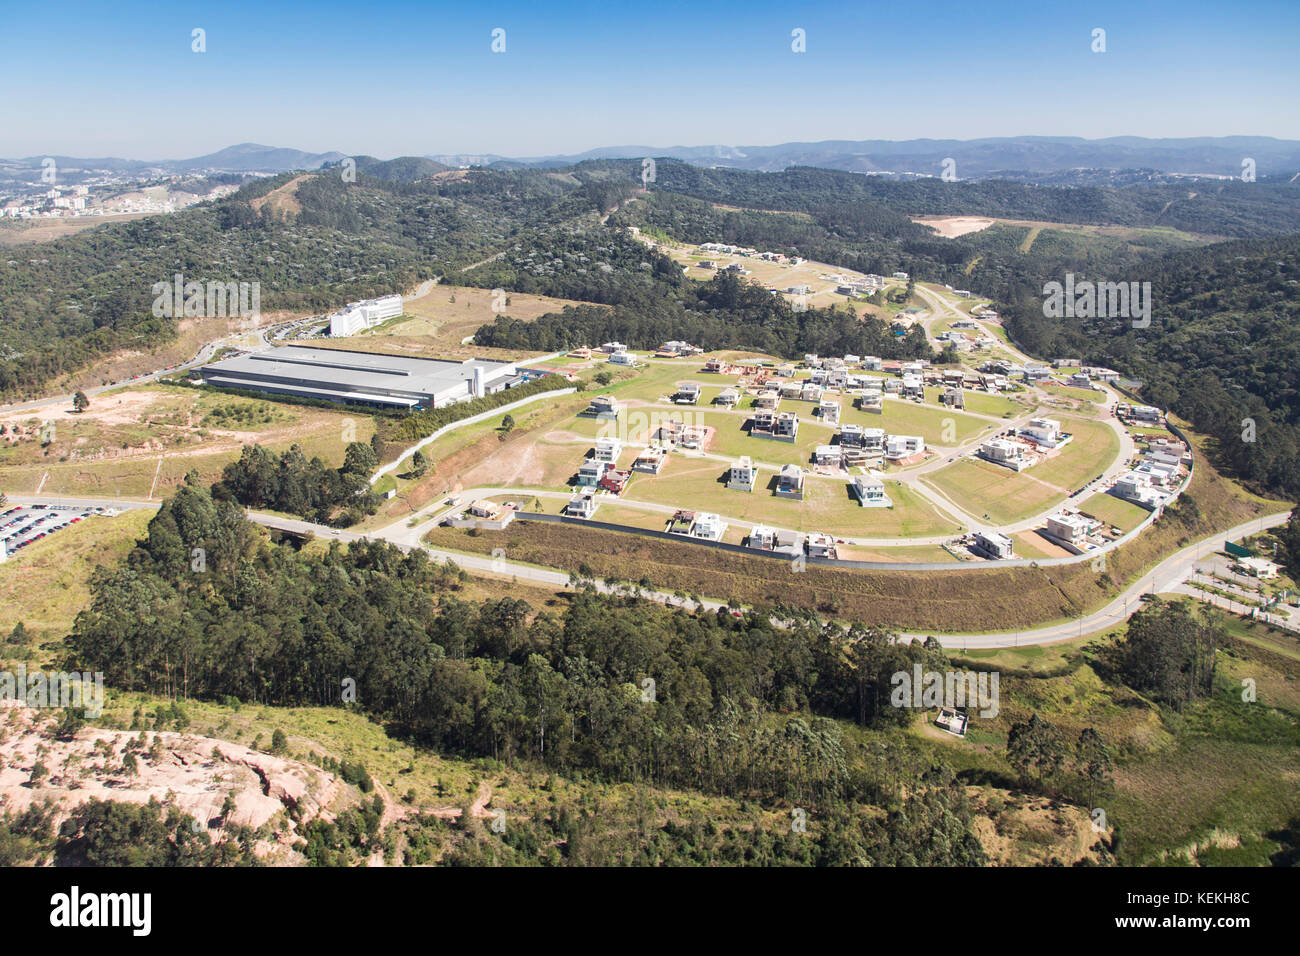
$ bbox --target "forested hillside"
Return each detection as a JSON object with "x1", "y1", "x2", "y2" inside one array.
[
  {"x1": 1003, "y1": 235, "x2": 1300, "y2": 496},
  {"x1": 63, "y1": 480, "x2": 991, "y2": 865}
]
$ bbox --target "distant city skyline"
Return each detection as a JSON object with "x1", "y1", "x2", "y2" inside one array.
[{"x1": 3, "y1": 0, "x2": 1298, "y2": 158}]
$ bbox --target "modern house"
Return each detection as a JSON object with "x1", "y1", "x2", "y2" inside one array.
[
  {"x1": 674, "y1": 382, "x2": 702, "y2": 405},
  {"x1": 582, "y1": 395, "x2": 620, "y2": 419},
  {"x1": 575, "y1": 458, "x2": 612, "y2": 487},
  {"x1": 979, "y1": 438, "x2": 1032, "y2": 471},
  {"x1": 564, "y1": 493, "x2": 597, "y2": 519},
  {"x1": 688, "y1": 512, "x2": 725, "y2": 541},
  {"x1": 598, "y1": 469, "x2": 631, "y2": 495},
  {"x1": 852, "y1": 474, "x2": 891, "y2": 508},
  {"x1": 805, "y1": 532, "x2": 837, "y2": 559},
  {"x1": 1019, "y1": 418, "x2": 1067, "y2": 448},
  {"x1": 973, "y1": 530, "x2": 1015, "y2": 560},
  {"x1": 813, "y1": 445, "x2": 844, "y2": 468},
  {"x1": 884, "y1": 434, "x2": 925, "y2": 460},
  {"x1": 609, "y1": 350, "x2": 638, "y2": 366},
  {"x1": 775, "y1": 464, "x2": 805, "y2": 500},
  {"x1": 1112, "y1": 472, "x2": 1164, "y2": 508},
  {"x1": 1043, "y1": 511, "x2": 1100, "y2": 551},
  {"x1": 728, "y1": 457, "x2": 758, "y2": 492},
  {"x1": 594, "y1": 437, "x2": 622, "y2": 462},
  {"x1": 818, "y1": 399, "x2": 841, "y2": 425},
  {"x1": 714, "y1": 386, "x2": 740, "y2": 407},
  {"x1": 632, "y1": 446, "x2": 669, "y2": 474}
]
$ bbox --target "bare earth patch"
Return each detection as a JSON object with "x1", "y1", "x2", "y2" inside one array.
[
  {"x1": 0, "y1": 701, "x2": 345, "y2": 863},
  {"x1": 912, "y1": 216, "x2": 997, "y2": 238}
]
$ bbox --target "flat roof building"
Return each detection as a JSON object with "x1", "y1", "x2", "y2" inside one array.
[{"x1": 199, "y1": 345, "x2": 522, "y2": 410}]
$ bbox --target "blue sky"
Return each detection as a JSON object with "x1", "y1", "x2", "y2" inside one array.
[{"x1": 3, "y1": 0, "x2": 1298, "y2": 158}]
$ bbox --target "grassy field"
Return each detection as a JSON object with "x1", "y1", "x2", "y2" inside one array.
[
  {"x1": 1031, "y1": 418, "x2": 1121, "y2": 492},
  {"x1": 1079, "y1": 492, "x2": 1150, "y2": 532},
  {"x1": 0, "y1": 384, "x2": 375, "y2": 500},
  {"x1": 923, "y1": 459, "x2": 1066, "y2": 525},
  {"x1": 1039, "y1": 382, "x2": 1108, "y2": 404},
  {"x1": 0, "y1": 508, "x2": 155, "y2": 653},
  {"x1": 310, "y1": 283, "x2": 584, "y2": 362},
  {"x1": 618, "y1": 456, "x2": 960, "y2": 538},
  {"x1": 843, "y1": 398, "x2": 993, "y2": 446}
]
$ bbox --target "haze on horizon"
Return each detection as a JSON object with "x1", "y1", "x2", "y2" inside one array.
[{"x1": 3, "y1": 0, "x2": 1298, "y2": 159}]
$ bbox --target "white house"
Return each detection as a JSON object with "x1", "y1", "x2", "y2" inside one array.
[
  {"x1": 564, "y1": 494, "x2": 597, "y2": 519},
  {"x1": 974, "y1": 531, "x2": 1014, "y2": 560},
  {"x1": 689, "y1": 512, "x2": 725, "y2": 541},
  {"x1": 728, "y1": 456, "x2": 757, "y2": 492},
  {"x1": 1044, "y1": 511, "x2": 1099, "y2": 550},
  {"x1": 979, "y1": 438, "x2": 1031, "y2": 471},
  {"x1": 852, "y1": 474, "x2": 891, "y2": 508},
  {"x1": 1019, "y1": 418, "x2": 1063, "y2": 446},
  {"x1": 813, "y1": 445, "x2": 844, "y2": 468},
  {"x1": 609, "y1": 350, "x2": 638, "y2": 366},
  {"x1": 594, "y1": 437, "x2": 622, "y2": 462},
  {"x1": 775, "y1": 464, "x2": 804, "y2": 500},
  {"x1": 884, "y1": 434, "x2": 925, "y2": 460}
]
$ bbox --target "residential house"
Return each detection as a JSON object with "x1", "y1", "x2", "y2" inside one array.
[
  {"x1": 775, "y1": 464, "x2": 805, "y2": 500},
  {"x1": 974, "y1": 530, "x2": 1015, "y2": 560},
  {"x1": 728, "y1": 457, "x2": 757, "y2": 492},
  {"x1": 631, "y1": 446, "x2": 668, "y2": 474},
  {"x1": 884, "y1": 434, "x2": 925, "y2": 460},
  {"x1": 979, "y1": 438, "x2": 1031, "y2": 471},
  {"x1": 813, "y1": 445, "x2": 844, "y2": 468},
  {"x1": 714, "y1": 386, "x2": 740, "y2": 407},
  {"x1": 805, "y1": 532, "x2": 837, "y2": 559},
  {"x1": 852, "y1": 474, "x2": 891, "y2": 508},
  {"x1": 673, "y1": 382, "x2": 701, "y2": 405},
  {"x1": 689, "y1": 512, "x2": 725, "y2": 541},
  {"x1": 1043, "y1": 511, "x2": 1100, "y2": 551},
  {"x1": 575, "y1": 458, "x2": 611, "y2": 487},
  {"x1": 564, "y1": 493, "x2": 597, "y2": 519},
  {"x1": 594, "y1": 437, "x2": 622, "y2": 462},
  {"x1": 818, "y1": 399, "x2": 841, "y2": 425}
]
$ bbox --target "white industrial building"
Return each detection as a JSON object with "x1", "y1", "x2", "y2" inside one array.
[
  {"x1": 199, "y1": 346, "x2": 522, "y2": 410},
  {"x1": 328, "y1": 294, "x2": 403, "y2": 337}
]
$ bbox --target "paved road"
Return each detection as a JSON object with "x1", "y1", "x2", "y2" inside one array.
[
  {"x1": 897, "y1": 511, "x2": 1291, "y2": 647},
  {"x1": 248, "y1": 504, "x2": 1292, "y2": 648}
]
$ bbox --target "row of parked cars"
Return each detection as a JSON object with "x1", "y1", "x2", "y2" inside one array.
[{"x1": 0, "y1": 504, "x2": 97, "y2": 557}]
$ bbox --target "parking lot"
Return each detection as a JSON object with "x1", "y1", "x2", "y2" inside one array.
[{"x1": 0, "y1": 504, "x2": 99, "y2": 559}]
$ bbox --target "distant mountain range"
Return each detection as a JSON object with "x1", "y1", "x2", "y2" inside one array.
[{"x1": 5, "y1": 137, "x2": 1299, "y2": 183}]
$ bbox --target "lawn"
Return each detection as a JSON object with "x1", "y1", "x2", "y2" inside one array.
[
  {"x1": 923, "y1": 458, "x2": 1065, "y2": 525},
  {"x1": 842, "y1": 397, "x2": 992, "y2": 446},
  {"x1": 1030, "y1": 418, "x2": 1121, "y2": 492},
  {"x1": 621, "y1": 456, "x2": 960, "y2": 538},
  {"x1": 1078, "y1": 492, "x2": 1150, "y2": 532}
]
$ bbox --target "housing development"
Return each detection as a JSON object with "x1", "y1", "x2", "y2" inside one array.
[{"x1": 0, "y1": 0, "x2": 1296, "y2": 909}]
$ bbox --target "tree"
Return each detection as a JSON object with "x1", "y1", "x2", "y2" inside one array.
[
  {"x1": 270, "y1": 729, "x2": 288, "y2": 754},
  {"x1": 1075, "y1": 727, "x2": 1113, "y2": 809},
  {"x1": 342, "y1": 441, "x2": 378, "y2": 478},
  {"x1": 1115, "y1": 599, "x2": 1221, "y2": 709},
  {"x1": 594, "y1": 371, "x2": 613, "y2": 386},
  {"x1": 1006, "y1": 713, "x2": 1066, "y2": 790},
  {"x1": 501, "y1": 414, "x2": 515, "y2": 433},
  {"x1": 72, "y1": 391, "x2": 89, "y2": 413}
]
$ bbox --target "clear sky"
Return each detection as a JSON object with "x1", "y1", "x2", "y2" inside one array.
[{"x1": 3, "y1": 0, "x2": 1298, "y2": 159}]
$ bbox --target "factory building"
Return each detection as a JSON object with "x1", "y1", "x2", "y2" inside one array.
[{"x1": 198, "y1": 345, "x2": 523, "y2": 411}]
